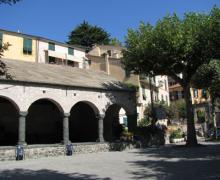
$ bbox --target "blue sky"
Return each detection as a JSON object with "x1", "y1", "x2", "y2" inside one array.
[{"x1": 0, "y1": 0, "x2": 220, "y2": 43}]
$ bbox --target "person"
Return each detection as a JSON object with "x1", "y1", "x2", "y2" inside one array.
[{"x1": 16, "y1": 145, "x2": 24, "y2": 160}]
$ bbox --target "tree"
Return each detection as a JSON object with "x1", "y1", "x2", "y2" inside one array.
[
  {"x1": 169, "y1": 100, "x2": 186, "y2": 122},
  {"x1": 192, "y1": 60, "x2": 220, "y2": 101},
  {"x1": 122, "y1": 7, "x2": 220, "y2": 146},
  {"x1": 109, "y1": 37, "x2": 122, "y2": 46},
  {"x1": 0, "y1": 43, "x2": 10, "y2": 78},
  {"x1": 0, "y1": 0, "x2": 20, "y2": 77},
  {"x1": 192, "y1": 59, "x2": 220, "y2": 134},
  {"x1": 0, "y1": 0, "x2": 20, "y2": 5},
  {"x1": 67, "y1": 21, "x2": 111, "y2": 51}
]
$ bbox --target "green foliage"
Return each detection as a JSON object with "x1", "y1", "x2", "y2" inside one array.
[
  {"x1": 67, "y1": 21, "x2": 111, "y2": 51},
  {"x1": 109, "y1": 37, "x2": 122, "y2": 46},
  {"x1": 144, "y1": 101, "x2": 170, "y2": 121},
  {"x1": 169, "y1": 99, "x2": 186, "y2": 121},
  {"x1": 192, "y1": 59, "x2": 220, "y2": 99},
  {"x1": 123, "y1": 6, "x2": 220, "y2": 145},
  {"x1": 0, "y1": 42, "x2": 10, "y2": 77},
  {"x1": 197, "y1": 110, "x2": 206, "y2": 124},
  {"x1": 124, "y1": 82, "x2": 139, "y2": 91},
  {"x1": 0, "y1": 0, "x2": 20, "y2": 5},
  {"x1": 170, "y1": 129, "x2": 184, "y2": 139},
  {"x1": 137, "y1": 118, "x2": 151, "y2": 127}
]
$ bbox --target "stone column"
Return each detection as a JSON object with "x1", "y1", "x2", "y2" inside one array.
[
  {"x1": 98, "y1": 114, "x2": 105, "y2": 142},
  {"x1": 18, "y1": 111, "x2": 28, "y2": 145},
  {"x1": 63, "y1": 113, "x2": 70, "y2": 145}
]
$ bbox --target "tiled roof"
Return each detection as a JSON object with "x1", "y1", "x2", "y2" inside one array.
[{"x1": 0, "y1": 59, "x2": 130, "y2": 91}]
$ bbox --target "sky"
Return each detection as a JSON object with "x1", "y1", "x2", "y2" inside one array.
[{"x1": 0, "y1": 0, "x2": 220, "y2": 43}]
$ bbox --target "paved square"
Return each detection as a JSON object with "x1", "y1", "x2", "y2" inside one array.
[{"x1": 0, "y1": 141, "x2": 220, "y2": 180}]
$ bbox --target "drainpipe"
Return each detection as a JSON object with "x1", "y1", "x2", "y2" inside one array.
[
  {"x1": 35, "y1": 39, "x2": 39, "y2": 63},
  {"x1": 104, "y1": 53, "x2": 110, "y2": 75}
]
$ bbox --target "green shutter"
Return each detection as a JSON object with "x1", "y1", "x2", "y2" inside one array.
[
  {"x1": 68, "y1": 47, "x2": 74, "y2": 55},
  {"x1": 49, "y1": 42, "x2": 55, "y2": 51},
  {"x1": 23, "y1": 38, "x2": 32, "y2": 55}
]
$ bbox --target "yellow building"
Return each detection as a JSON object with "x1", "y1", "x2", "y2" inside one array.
[
  {"x1": 168, "y1": 77, "x2": 211, "y2": 122},
  {"x1": 0, "y1": 29, "x2": 37, "y2": 62}
]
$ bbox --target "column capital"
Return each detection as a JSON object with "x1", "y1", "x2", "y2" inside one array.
[
  {"x1": 19, "y1": 111, "x2": 28, "y2": 117},
  {"x1": 97, "y1": 114, "x2": 105, "y2": 119},
  {"x1": 64, "y1": 113, "x2": 70, "y2": 118}
]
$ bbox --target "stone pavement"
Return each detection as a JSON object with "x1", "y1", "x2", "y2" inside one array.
[{"x1": 0, "y1": 141, "x2": 220, "y2": 180}]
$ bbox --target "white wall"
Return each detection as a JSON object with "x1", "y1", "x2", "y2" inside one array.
[
  {"x1": 0, "y1": 82, "x2": 137, "y2": 116},
  {"x1": 37, "y1": 40, "x2": 86, "y2": 68}
]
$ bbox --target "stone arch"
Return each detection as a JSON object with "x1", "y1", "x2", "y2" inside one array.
[
  {"x1": 69, "y1": 101, "x2": 100, "y2": 142},
  {"x1": 0, "y1": 95, "x2": 19, "y2": 146},
  {"x1": 0, "y1": 95, "x2": 20, "y2": 112},
  {"x1": 103, "y1": 103, "x2": 136, "y2": 141},
  {"x1": 26, "y1": 97, "x2": 64, "y2": 114},
  {"x1": 26, "y1": 98, "x2": 64, "y2": 144}
]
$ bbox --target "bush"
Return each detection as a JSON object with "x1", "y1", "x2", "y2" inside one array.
[
  {"x1": 169, "y1": 129, "x2": 183, "y2": 140},
  {"x1": 138, "y1": 118, "x2": 151, "y2": 127}
]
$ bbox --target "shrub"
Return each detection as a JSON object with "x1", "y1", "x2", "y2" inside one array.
[{"x1": 169, "y1": 129, "x2": 183, "y2": 140}]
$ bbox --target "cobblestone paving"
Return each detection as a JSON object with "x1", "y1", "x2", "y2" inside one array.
[{"x1": 0, "y1": 141, "x2": 220, "y2": 180}]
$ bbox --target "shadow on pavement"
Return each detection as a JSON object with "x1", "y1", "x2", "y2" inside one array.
[
  {"x1": 128, "y1": 143, "x2": 220, "y2": 180},
  {"x1": 0, "y1": 169, "x2": 111, "y2": 180}
]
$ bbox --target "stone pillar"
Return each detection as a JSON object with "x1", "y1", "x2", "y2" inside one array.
[
  {"x1": 63, "y1": 113, "x2": 70, "y2": 145},
  {"x1": 18, "y1": 111, "x2": 28, "y2": 145},
  {"x1": 98, "y1": 114, "x2": 105, "y2": 142}
]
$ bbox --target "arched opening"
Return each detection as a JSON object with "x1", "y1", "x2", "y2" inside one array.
[
  {"x1": 0, "y1": 96, "x2": 19, "y2": 146},
  {"x1": 26, "y1": 99, "x2": 63, "y2": 144},
  {"x1": 69, "y1": 101, "x2": 98, "y2": 142},
  {"x1": 104, "y1": 104, "x2": 128, "y2": 142}
]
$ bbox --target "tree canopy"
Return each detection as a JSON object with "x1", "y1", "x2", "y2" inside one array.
[
  {"x1": 122, "y1": 6, "x2": 220, "y2": 146},
  {"x1": 109, "y1": 37, "x2": 122, "y2": 46},
  {"x1": 192, "y1": 59, "x2": 220, "y2": 101},
  {"x1": 67, "y1": 21, "x2": 111, "y2": 50},
  {"x1": 0, "y1": 0, "x2": 20, "y2": 5}
]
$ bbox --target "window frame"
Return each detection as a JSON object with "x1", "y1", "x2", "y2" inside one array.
[
  {"x1": 68, "y1": 47, "x2": 74, "y2": 55},
  {"x1": 48, "y1": 42, "x2": 55, "y2": 51},
  {"x1": 23, "y1": 38, "x2": 32, "y2": 55}
]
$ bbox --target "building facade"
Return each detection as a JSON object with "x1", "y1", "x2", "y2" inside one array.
[
  {"x1": 168, "y1": 76, "x2": 211, "y2": 122},
  {"x1": 0, "y1": 59, "x2": 137, "y2": 146},
  {"x1": 87, "y1": 45, "x2": 170, "y2": 121},
  {"x1": 0, "y1": 29, "x2": 87, "y2": 68}
]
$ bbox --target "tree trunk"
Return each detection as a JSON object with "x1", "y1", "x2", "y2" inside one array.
[{"x1": 183, "y1": 85, "x2": 198, "y2": 146}]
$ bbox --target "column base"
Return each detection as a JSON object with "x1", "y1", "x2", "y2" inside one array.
[
  {"x1": 62, "y1": 140, "x2": 71, "y2": 145},
  {"x1": 97, "y1": 137, "x2": 105, "y2": 143},
  {"x1": 17, "y1": 141, "x2": 27, "y2": 146}
]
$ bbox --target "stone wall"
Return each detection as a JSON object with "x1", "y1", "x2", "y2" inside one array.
[{"x1": 0, "y1": 142, "x2": 138, "y2": 161}]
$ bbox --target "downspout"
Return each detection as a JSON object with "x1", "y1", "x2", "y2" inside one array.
[
  {"x1": 104, "y1": 53, "x2": 110, "y2": 75},
  {"x1": 35, "y1": 38, "x2": 39, "y2": 63}
]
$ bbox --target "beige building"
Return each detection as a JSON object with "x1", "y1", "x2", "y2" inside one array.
[
  {"x1": 0, "y1": 29, "x2": 87, "y2": 68},
  {"x1": 87, "y1": 45, "x2": 170, "y2": 121},
  {"x1": 168, "y1": 76, "x2": 211, "y2": 122}
]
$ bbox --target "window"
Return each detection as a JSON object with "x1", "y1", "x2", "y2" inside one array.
[
  {"x1": 67, "y1": 60, "x2": 75, "y2": 67},
  {"x1": 68, "y1": 47, "x2": 74, "y2": 55},
  {"x1": 0, "y1": 32, "x2": 2, "y2": 48},
  {"x1": 193, "y1": 89, "x2": 198, "y2": 98},
  {"x1": 23, "y1": 38, "x2": 32, "y2": 55},
  {"x1": 48, "y1": 42, "x2": 55, "y2": 51},
  {"x1": 202, "y1": 89, "x2": 207, "y2": 98},
  {"x1": 48, "y1": 56, "x2": 56, "y2": 64}
]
